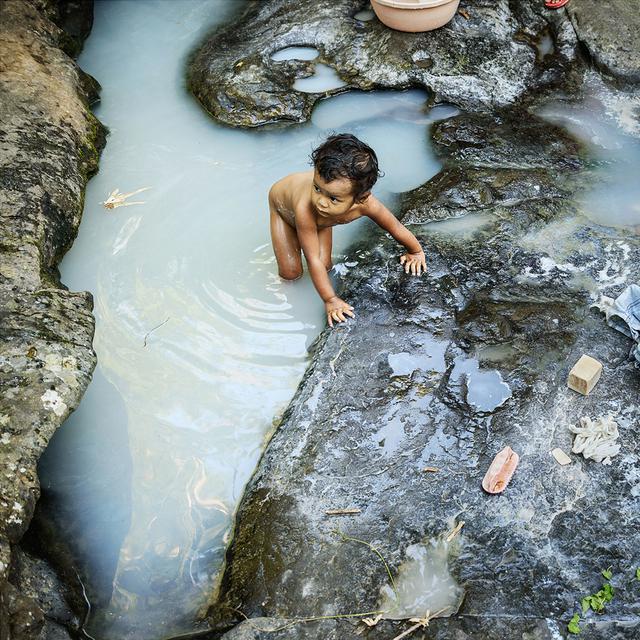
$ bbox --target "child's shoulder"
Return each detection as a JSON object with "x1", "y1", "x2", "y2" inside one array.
[{"x1": 355, "y1": 192, "x2": 384, "y2": 215}]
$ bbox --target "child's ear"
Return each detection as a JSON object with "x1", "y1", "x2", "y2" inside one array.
[{"x1": 355, "y1": 191, "x2": 371, "y2": 204}]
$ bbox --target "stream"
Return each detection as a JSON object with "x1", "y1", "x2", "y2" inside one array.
[{"x1": 36, "y1": 1, "x2": 455, "y2": 638}]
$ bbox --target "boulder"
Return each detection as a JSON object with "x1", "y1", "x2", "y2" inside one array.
[
  {"x1": 0, "y1": 0, "x2": 105, "y2": 636},
  {"x1": 210, "y1": 110, "x2": 640, "y2": 640},
  {"x1": 188, "y1": 0, "x2": 579, "y2": 127},
  {"x1": 567, "y1": 0, "x2": 640, "y2": 85}
]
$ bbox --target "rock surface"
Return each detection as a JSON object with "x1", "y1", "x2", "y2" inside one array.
[
  {"x1": 188, "y1": 0, "x2": 578, "y2": 127},
  {"x1": 0, "y1": 0, "x2": 104, "y2": 637},
  {"x1": 567, "y1": 0, "x2": 640, "y2": 84},
  {"x1": 187, "y1": 2, "x2": 640, "y2": 640},
  {"x1": 208, "y1": 109, "x2": 640, "y2": 640}
]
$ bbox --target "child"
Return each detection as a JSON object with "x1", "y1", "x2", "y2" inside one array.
[{"x1": 269, "y1": 133, "x2": 426, "y2": 327}]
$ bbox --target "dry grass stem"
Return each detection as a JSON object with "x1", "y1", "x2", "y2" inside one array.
[
  {"x1": 325, "y1": 508, "x2": 362, "y2": 515},
  {"x1": 445, "y1": 521, "x2": 464, "y2": 543},
  {"x1": 390, "y1": 608, "x2": 449, "y2": 640},
  {"x1": 362, "y1": 614, "x2": 383, "y2": 627},
  {"x1": 101, "y1": 186, "x2": 151, "y2": 209}
]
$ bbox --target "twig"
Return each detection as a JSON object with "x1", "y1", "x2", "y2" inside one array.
[
  {"x1": 334, "y1": 529, "x2": 396, "y2": 593},
  {"x1": 422, "y1": 466, "x2": 439, "y2": 473},
  {"x1": 325, "y1": 508, "x2": 361, "y2": 516},
  {"x1": 445, "y1": 521, "x2": 464, "y2": 543},
  {"x1": 390, "y1": 608, "x2": 449, "y2": 640},
  {"x1": 143, "y1": 317, "x2": 170, "y2": 347},
  {"x1": 392, "y1": 622, "x2": 424, "y2": 640},
  {"x1": 235, "y1": 609, "x2": 389, "y2": 634}
]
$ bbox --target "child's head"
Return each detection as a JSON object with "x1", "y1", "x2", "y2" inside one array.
[{"x1": 311, "y1": 133, "x2": 380, "y2": 202}]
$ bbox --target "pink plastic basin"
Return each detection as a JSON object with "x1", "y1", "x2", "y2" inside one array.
[{"x1": 371, "y1": 0, "x2": 460, "y2": 32}]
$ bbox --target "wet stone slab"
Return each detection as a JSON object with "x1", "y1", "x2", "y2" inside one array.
[{"x1": 209, "y1": 108, "x2": 640, "y2": 639}]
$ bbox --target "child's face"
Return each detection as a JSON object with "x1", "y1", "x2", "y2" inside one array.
[{"x1": 311, "y1": 170, "x2": 357, "y2": 218}]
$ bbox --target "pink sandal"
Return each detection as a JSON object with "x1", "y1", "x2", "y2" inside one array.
[{"x1": 544, "y1": 0, "x2": 570, "y2": 8}]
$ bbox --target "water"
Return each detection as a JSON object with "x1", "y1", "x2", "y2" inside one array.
[
  {"x1": 379, "y1": 539, "x2": 463, "y2": 620},
  {"x1": 354, "y1": 9, "x2": 375, "y2": 22},
  {"x1": 450, "y1": 356, "x2": 512, "y2": 413},
  {"x1": 293, "y1": 63, "x2": 347, "y2": 93},
  {"x1": 37, "y1": 1, "x2": 448, "y2": 638},
  {"x1": 538, "y1": 95, "x2": 640, "y2": 231},
  {"x1": 387, "y1": 335, "x2": 448, "y2": 377},
  {"x1": 271, "y1": 46, "x2": 319, "y2": 61}
]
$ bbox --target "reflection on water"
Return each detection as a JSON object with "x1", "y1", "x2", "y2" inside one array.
[
  {"x1": 450, "y1": 356, "x2": 512, "y2": 413},
  {"x1": 42, "y1": 1, "x2": 446, "y2": 638}
]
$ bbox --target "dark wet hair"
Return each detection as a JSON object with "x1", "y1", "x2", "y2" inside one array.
[{"x1": 311, "y1": 133, "x2": 381, "y2": 200}]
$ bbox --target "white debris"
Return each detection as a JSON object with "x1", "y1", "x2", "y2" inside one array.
[
  {"x1": 569, "y1": 415, "x2": 620, "y2": 465},
  {"x1": 101, "y1": 186, "x2": 151, "y2": 210},
  {"x1": 41, "y1": 389, "x2": 68, "y2": 417},
  {"x1": 0, "y1": 433, "x2": 10, "y2": 445},
  {"x1": 550, "y1": 448, "x2": 572, "y2": 466},
  {"x1": 0, "y1": 414, "x2": 9, "y2": 426}
]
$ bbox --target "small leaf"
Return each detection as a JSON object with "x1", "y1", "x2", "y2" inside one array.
[
  {"x1": 581, "y1": 597, "x2": 590, "y2": 614},
  {"x1": 568, "y1": 613, "x2": 581, "y2": 634},
  {"x1": 636, "y1": 568, "x2": 640, "y2": 581},
  {"x1": 601, "y1": 567, "x2": 612, "y2": 580}
]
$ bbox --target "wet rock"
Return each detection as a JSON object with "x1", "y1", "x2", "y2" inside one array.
[
  {"x1": 8, "y1": 547, "x2": 82, "y2": 638},
  {"x1": 188, "y1": 0, "x2": 578, "y2": 128},
  {"x1": 216, "y1": 614, "x2": 639, "y2": 640},
  {"x1": 567, "y1": 0, "x2": 640, "y2": 85},
  {"x1": 211, "y1": 102, "x2": 640, "y2": 638},
  {"x1": 400, "y1": 110, "x2": 586, "y2": 226},
  {"x1": 0, "y1": 0, "x2": 104, "y2": 636}
]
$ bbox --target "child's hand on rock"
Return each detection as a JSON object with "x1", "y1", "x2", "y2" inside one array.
[
  {"x1": 325, "y1": 296, "x2": 355, "y2": 327},
  {"x1": 400, "y1": 250, "x2": 426, "y2": 276}
]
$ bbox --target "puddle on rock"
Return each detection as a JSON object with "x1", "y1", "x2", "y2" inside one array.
[
  {"x1": 293, "y1": 64, "x2": 347, "y2": 93},
  {"x1": 380, "y1": 539, "x2": 463, "y2": 620},
  {"x1": 476, "y1": 344, "x2": 519, "y2": 364},
  {"x1": 388, "y1": 338, "x2": 447, "y2": 377},
  {"x1": 538, "y1": 93, "x2": 640, "y2": 231},
  {"x1": 373, "y1": 415, "x2": 406, "y2": 456},
  {"x1": 536, "y1": 31, "x2": 554, "y2": 60},
  {"x1": 421, "y1": 212, "x2": 496, "y2": 238},
  {"x1": 450, "y1": 356, "x2": 512, "y2": 412},
  {"x1": 271, "y1": 46, "x2": 319, "y2": 61}
]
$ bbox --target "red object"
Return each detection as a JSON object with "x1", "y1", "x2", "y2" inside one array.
[{"x1": 544, "y1": 0, "x2": 570, "y2": 9}]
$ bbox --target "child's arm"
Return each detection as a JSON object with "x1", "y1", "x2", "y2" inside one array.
[
  {"x1": 295, "y1": 209, "x2": 355, "y2": 327},
  {"x1": 364, "y1": 197, "x2": 426, "y2": 275}
]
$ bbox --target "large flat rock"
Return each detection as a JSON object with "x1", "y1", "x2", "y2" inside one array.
[{"x1": 210, "y1": 109, "x2": 640, "y2": 639}]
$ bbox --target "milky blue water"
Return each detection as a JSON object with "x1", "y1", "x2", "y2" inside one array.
[{"x1": 38, "y1": 1, "x2": 453, "y2": 638}]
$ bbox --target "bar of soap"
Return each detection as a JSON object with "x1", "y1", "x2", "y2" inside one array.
[
  {"x1": 551, "y1": 448, "x2": 571, "y2": 466},
  {"x1": 568, "y1": 355, "x2": 602, "y2": 395},
  {"x1": 482, "y1": 446, "x2": 519, "y2": 494}
]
